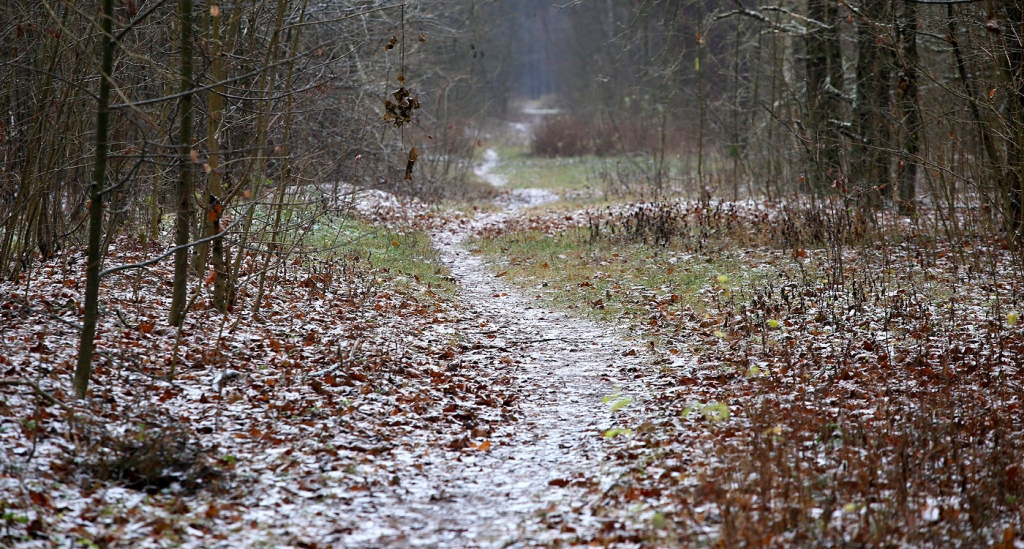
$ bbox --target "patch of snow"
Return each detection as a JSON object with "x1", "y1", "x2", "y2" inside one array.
[{"x1": 473, "y1": 148, "x2": 508, "y2": 187}]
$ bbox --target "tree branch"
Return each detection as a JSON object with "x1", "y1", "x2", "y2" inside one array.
[
  {"x1": 0, "y1": 379, "x2": 76, "y2": 415},
  {"x1": 99, "y1": 202, "x2": 255, "y2": 278}
]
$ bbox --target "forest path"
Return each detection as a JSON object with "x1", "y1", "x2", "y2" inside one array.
[
  {"x1": 473, "y1": 148, "x2": 508, "y2": 187},
  {"x1": 342, "y1": 150, "x2": 650, "y2": 547}
]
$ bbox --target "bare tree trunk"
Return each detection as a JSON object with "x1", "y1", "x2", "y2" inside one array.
[
  {"x1": 730, "y1": 17, "x2": 744, "y2": 201},
  {"x1": 948, "y1": 6, "x2": 1006, "y2": 223},
  {"x1": 805, "y1": 0, "x2": 843, "y2": 192},
  {"x1": 230, "y1": 0, "x2": 288, "y2": 309},
  {"x1": 854, "y1": 0, "x2": 892, "y2": 205},
  {"x1": 694, "y1": 0, "x2": 706, "y2": 195},
  {"x1": 1002, "y1": 1, "x2": 1024, "y2": 243},
  {"x1": 254, "y1": 0, "x2": 309, "y2": 315},
  {"x1": 896, "y1": 0, "x2": 920, "y2": 214},
  {"x1": 74, "y1": 0, "x2": 115, "y2": 399},
  {"x1": 204, "y1": 4, "x2": 229, "y2": 312},
  {"x1": 169, "y1": 0, "x2": 195, "y2": 327}
]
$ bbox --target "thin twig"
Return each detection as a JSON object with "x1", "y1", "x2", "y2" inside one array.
[
  {"x1": 0, "y1": 379, "x2": 76, "y2": 414},
  {"x1": 3, "y1": 297, "x2": 84, "y2": 331},
  {"x1": 99, "y1": 203, "x2": 256, "y2": 278}
]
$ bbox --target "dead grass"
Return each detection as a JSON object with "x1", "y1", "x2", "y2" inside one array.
[
  {"x1": 314, "y1": 215, "x2": 458, "y2": 297},
  {"x1": 531, "y1": 113, "x2": 668, "y2": 158}
]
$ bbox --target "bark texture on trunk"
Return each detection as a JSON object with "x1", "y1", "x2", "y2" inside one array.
[
  {"x1": 805, "y1": 0, "x2": 843, "y2": 191},
  {"x1": 854, "y1": 0, "x2": 892, "y2": 205},
  {"x1": 169, "y1": 0, "x2": 195, "y2": 327},
  {"x1": 896, "y1": 0, "x2": 920, "y2": 213},
  {"x1": 75, "y1": 0, "x2": 116, "y2": 398}
]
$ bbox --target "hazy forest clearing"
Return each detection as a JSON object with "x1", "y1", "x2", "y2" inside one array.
[{"x1": 3, "y1": 0, "x2": 1024, "y2": 547}]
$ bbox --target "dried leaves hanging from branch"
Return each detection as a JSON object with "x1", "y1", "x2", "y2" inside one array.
[
  {"x1": 382, "y1": 21, "x2": 424, "y2": 181},
  {"x1": 404, "y1": 147, "x2": 418, "y2": 180},
  {"x1": 383, "y1": 77, "x2": 421, "y2": 181},
  {"x1": 383, "y1": 83, "x2": 420, "y2": 129}
]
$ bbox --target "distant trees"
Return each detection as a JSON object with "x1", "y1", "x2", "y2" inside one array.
[{"x1": 531, "y1": 0, "x2": 1024, "y2": 255}]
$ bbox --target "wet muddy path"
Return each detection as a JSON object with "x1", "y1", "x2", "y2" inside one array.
[{"x1": 342, "y1": 151, "x2": 649, "y2": 547}]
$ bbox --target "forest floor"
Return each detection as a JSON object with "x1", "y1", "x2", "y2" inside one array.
[
  {"x1": 467, "y1": 150, "x2": 1024, "y2": 546},
  {"x1": 2, "y1": 140, "x2": 1024, "y2": 548},
  {"x1": 0, "y1": 146, "x2": 658, "y2": 548}
]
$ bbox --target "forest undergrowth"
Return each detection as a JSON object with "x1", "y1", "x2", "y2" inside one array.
[
  {"x1": 0, "y1": 199, "x2": 525, "y2": 547},
  {"x1": 473, "y1": 200, "x2": 1024, "y2": 547}
]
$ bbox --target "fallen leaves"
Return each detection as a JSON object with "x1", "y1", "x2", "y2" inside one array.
[
  {"x1": 447, "y1": 434, "x2": 473, "y2": 450},
  {"x1": 0, "y1": 225, "x2": 520, "y2": 546},
  {"x1": 472, "y1": 198, "x2": 1024, "y2": 546}
]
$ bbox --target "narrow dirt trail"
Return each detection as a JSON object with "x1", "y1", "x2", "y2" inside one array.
[{"x1": 340, "y1": 151, "x2": 650, "y2": 547}]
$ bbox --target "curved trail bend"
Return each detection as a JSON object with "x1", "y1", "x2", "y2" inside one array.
[{"x1": 344, "y1": 150, "x2": 650, "y2": 547}]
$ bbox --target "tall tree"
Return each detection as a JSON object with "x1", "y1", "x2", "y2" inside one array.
[
  {"x1": 895, "y1": 0, "x2": 920, "y2": 213},
  {"x1": 804, "y1": 0, "x2": 844, "y2": 191},
  {"x1": 201, "y1": 3, "x2": 230, "y2": 312},
  {"x1": 169, "y1": 0, "x2": 195, "y2": 326},
  {"x1": 853, "y1": 0, "x2": 892, "y2": 204},
  {"x1": 74, "y1": 0, "x2": 116, "y2": 398},
  {"x1": 1001, "y1": 0, "x2": 1024, "y2": 241}
]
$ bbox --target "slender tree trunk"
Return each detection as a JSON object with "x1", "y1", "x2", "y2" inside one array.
[
  {"x1": 695, "y1": 2, "x2": 705, "y2": 194},
  {"x1": 805, "y1": 0, "x2": 843, "y2": 192},
  {"x1": 948, "y1": 5, "x2": 1007, "y2": 226},
  {"x1": 169, "y1": 0, "x2": 195, "y2": 327},
  {"x1": 204, "y1": 4, "x2": 229, "y2": 312},
  {"x1": 149, "y1": 171, "x2": 162, "y2": 240},
  {"x1": 731, "y1": 18, "x2": 741, "y2": 201},
  {"x1": 854, "y1": 0, "x2": 892, "y2": 205},
  {"x1": 1002, "y1": 1, "x2": 1024, "y2": 242},
  {"x1": 190, "y1": 0, "x2": 212, "y2": 276},
  {"x1": 75, "y1": 0, "x2": 115, "y2": 399},
  {"x1": 229, "y1": 0, "x2": 288, "y2": 307},
  {"x1": 254, "y1": 0, "x2": 308, "y2": 314},
  {"x1": 896, "y1": 0, "x2": 920, "y2": 214}
]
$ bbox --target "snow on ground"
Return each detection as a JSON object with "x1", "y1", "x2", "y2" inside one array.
[{"x1": 0, "y1": 151, "x2": 655, "y2": 547}]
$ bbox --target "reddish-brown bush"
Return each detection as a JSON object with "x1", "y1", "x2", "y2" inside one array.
[{"x1": 531, "y1": 113, "x2": 664, "y2": 157}]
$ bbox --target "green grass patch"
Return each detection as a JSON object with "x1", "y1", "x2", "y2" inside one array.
[
  {"x1": 313, "y1": 216, "x2": 455, "y2": 296},
  {"x1": 484, "y1": 145, "x2": 604, "y2": 191},
  {"x1": 470, "y1": 228, "x2": 757, "y2": 328},
  {"x1": 477, "y1": 144, "x2": 703, "y2": 202}
]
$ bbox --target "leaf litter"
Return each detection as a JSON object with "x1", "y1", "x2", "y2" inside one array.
[
  {"x1": 0, "y1": 154, "x2": 660, "y2": 547},
  {"x1": 8, "y1": 145, "x2": 1019, "y2": 548},
  {"x1": 470, "y1": 197, "x2": 1024, "y2": 546}
]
